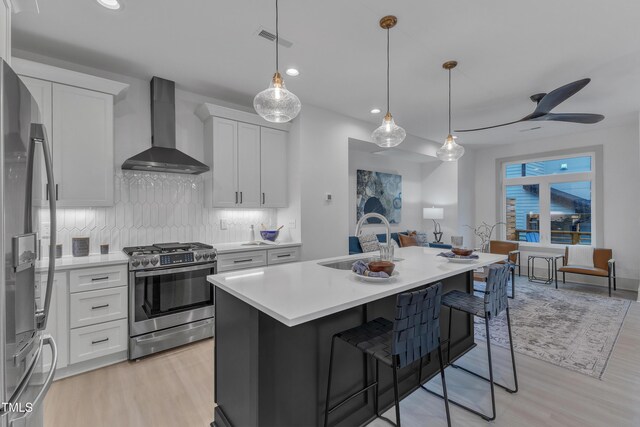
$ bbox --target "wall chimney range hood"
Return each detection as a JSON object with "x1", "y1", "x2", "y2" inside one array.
[{"x1": 122, "y1": 77, "x2": 210, "y2": 174}]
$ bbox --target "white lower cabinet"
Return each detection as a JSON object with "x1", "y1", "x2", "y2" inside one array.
[
  {"x1": 40, "y1": 262, "x2": 129, "y2": 379},
  {"x1": 69, "y1": 318, "x2": 128, "y2": 364},
  {"x1": 217, "y1": 250, "x2": 268, "y2": 272},
  {"x1": 38, "y1": 272, "x2": 69, "y2": 372},
  {"x1": 69, "y1": 286, "x2": 128, "y2": 329},
  {"x1": 267, "y1": 247, "x2": 301, "y2": 265}
]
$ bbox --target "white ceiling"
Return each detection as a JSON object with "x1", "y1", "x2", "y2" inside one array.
[{"x1": 12, "y1": 0, "x2": 640, "y2": 146}]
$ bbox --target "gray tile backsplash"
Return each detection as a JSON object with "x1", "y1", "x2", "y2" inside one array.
[{"x1": 40, "y1": 171, "x2": 276, "y2": 256}]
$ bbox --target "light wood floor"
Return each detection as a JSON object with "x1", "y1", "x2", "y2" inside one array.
[{"x1": 45, "y1": 284, "x2": 639, "y2": 427}]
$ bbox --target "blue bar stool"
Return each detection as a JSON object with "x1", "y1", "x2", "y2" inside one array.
[
  {"x1": 438, "y1": 263, "x2": 518, "y2": 421},
  {"x1": 324, "y1": 283, "x2": 451, "y2": 427}
]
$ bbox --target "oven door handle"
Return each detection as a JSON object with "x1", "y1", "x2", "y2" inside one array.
[{"x1": 134, "y1": 263, "x2": 217, "y2": 278}]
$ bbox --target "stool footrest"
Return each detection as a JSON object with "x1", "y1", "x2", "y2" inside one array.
[
  {"x1": 327, "y1": 381, "x2": 378, "y2": 415},
  {"x1": 450, "y1": 362, "x2": 518, "y2": 393}
]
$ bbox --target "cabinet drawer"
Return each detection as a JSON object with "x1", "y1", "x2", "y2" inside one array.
[
  {"x1": 70, "y1": 264, "x2": 127, "y2": 293},
  {"x1": 267, "y1": 247, "x2": 301, "y2": 265},
  {"x1": 70, "y1": 286, "x2": 127, "y2": 329},
  {"x1": 69, "y1": 319, "x2": 128, "y2": 364},
  {"x1": 217, "y1": 250, "x2": 267, "y2": 272}
]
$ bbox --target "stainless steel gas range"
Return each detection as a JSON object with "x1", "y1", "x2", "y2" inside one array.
[{"x1": 123, "y1": 242, "x2": 217, "y2": 360}]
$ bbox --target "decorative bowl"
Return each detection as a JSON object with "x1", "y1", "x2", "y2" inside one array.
[
  {"x1": 451, "y1": 247, "x2": 474, "y2": 257},
  {"x1": 368, "y1": 260, "x2": 395, "y2": 276},
  {"x1": 260, "y1": 230, "x2": 279, "y2": 242}
]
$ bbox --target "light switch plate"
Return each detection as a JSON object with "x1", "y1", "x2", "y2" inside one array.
[
  {"x1": 289, "y1": 220, "x2": 296, "y2": 229},
  {"x1": 220, "y1": 219, "x2": 228, "y2": 230}
]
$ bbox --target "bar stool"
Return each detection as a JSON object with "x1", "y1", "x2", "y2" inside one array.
[
  {"x1": 324, "y1": 283, "x2": 451, "y2": 427},
  {"x1": 439, "y1": 263, "x2": 518, "y2": 421}
]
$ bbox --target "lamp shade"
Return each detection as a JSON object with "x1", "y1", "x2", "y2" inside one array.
[{"x1": 423, "y1": 207, "x2": 443, "y2": 220}]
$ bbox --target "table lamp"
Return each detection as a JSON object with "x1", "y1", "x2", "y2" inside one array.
[{"x1": 423, "y1": 207, "x2": 444, "y2": 243}]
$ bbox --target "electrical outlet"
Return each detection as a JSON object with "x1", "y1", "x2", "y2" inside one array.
[
  {"x1": 41, "y1": 222, "x2": 50, "y2": 239},
  {"x1": 325, "y1": 193, "x2": 332, "y2": 202},
  {"x1": 289, "y1": 220, "x2": 296, "y2": 229},
  {"x1": 220, "y1": 219, "x2": 228, "y2": 230}
]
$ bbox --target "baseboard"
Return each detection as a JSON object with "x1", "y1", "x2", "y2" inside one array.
[
  {"x1": 519, "y1": 265, "x2": 638, "y2": 293},
  {"x1": 52, "y1": 350, "x2": 128, "y2": 381}
]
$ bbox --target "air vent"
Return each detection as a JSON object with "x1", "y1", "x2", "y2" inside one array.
[{"x1": 257, "y1": 28, "x2": 293, "y2": 48}]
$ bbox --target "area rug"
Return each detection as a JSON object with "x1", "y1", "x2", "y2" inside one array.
[{"x1": 473, "y1": 278, "x2": 631, "y2": 379}]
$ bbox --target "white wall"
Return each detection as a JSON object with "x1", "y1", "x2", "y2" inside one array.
[
  {"x1": 348, "y1": 150, "x2": 423, "y2": 236},
  {"x1": 474, "y1": 122, "x2": 640, "y2": 291}
]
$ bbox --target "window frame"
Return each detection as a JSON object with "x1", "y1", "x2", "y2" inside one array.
[{"x1": 500, "y1": 151, "x2": 596, "y2": 248}]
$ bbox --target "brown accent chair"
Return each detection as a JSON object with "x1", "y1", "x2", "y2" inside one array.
[
  {"x1": 473, "y1": 240, "x2": 520, "y2": 298},
  {"x1": 398, "y1": 233, "x2": 418, "y2": 247},
  {"x1": 554, "y1": 247, "x2": 616, "y2": 296}
]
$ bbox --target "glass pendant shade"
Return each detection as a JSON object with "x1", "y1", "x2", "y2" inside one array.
[
  {"x1": 372, "y1": 113, "x2": 406, "y2": 147},
  {"x1": 254, "y1": 72, "x2": 301, "y2": 123},
  {"x1": 436, "y1": 134, "x2": 465, "y2": 161}
]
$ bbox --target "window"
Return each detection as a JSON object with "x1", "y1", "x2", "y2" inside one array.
[{"x1": 502, "y1": 154, "x2": 595, "y2": 246}]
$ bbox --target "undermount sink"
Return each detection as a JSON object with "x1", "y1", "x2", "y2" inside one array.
[{"x1": 319, "y1": 256, "x2": 404, "y2": 271}]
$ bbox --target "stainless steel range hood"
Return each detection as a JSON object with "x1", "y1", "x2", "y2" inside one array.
[{"x1": 122, "y1": 77, "x2": 209, "y2": 175}]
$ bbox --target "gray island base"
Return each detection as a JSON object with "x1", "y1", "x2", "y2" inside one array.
[{"x1": 208, "y1": 247, "x2": 506, "y2": 427}]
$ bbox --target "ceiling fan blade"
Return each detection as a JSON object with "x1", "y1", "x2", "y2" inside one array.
[
  {"x1": 455, "y1": 119, "x2": 527, "y2": 133},
  {"x1": 537, "y1": 112, "x2": 604, "y2": 124},
  {"x1": 532, "y1": 78, "x2": 591, "y2": 115}
]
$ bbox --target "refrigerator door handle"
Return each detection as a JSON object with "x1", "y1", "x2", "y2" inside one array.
[
  {"x1": 29, "y1": 124, "x2": 57, "y2": 330},
  {"x1": 7, "y1": 335, "x2": 58, "y2": 427}
]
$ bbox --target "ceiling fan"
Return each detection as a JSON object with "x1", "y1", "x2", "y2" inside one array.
[{"x1": 455, "y1": 78, "x2": 605, "y2": 132}]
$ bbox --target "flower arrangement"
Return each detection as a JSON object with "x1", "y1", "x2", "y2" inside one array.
[{"x1": 465, "y1": 221, "x2": 505, "y2": 252}]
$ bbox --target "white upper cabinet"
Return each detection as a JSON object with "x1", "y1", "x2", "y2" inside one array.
[
  {"x1": 260, "y1": 127, "x2": 288, "y2": 208},
  {"x1": 237, "y1": 123, "x2": 261, "y2": 208},
  {"x1": 199, "y1": 104, "x2": 290, "y2": 209},
  {"x1": 209, "y1": 117, "x2": 238, "y2": 208},
  {"x1": 15, "y1": 58, "x2": 128, "y2": 207},
  {"x1": 52, "y1": 84, "x2": 114, "y2": 207}
]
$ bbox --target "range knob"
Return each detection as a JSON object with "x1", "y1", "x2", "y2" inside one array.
[
  {"x1": 131, "y1": 258, "x2": 141, "y2": 267},
  {"x1": 195, "y1": 253, "x2": 202, "y2": 261},
  {"x1": 141, "y1": 257, "x2": 150, "y2": 266},
  {"x1": 150, "y1": 256, "x2": 159, "y2": 266}
]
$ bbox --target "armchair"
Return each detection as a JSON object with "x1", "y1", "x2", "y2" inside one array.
[
  {"x1": 473, "y1": 240, "x2": 520, "y2": 298},
  {"x1": 554, "y1": 247, "x2": 616, "y2": 296}
]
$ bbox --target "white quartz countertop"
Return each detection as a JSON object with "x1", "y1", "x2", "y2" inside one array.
[
  {"x1": 208, "y1": 246, "x2": 505, "y2": 327},
  {"x1": 214, "y1": 241, "x2": 302, "y2": 254},
  {"x1": 36, "y1": 253, "x2": 129, "y2": 272}
]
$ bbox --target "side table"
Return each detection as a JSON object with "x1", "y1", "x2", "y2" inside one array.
[{"x1": 527, "y1": 255, "x2": 554, "y2": 284}]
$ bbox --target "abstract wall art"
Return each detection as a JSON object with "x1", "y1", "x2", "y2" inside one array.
[{"x1": 356, "y1": 170, "x2": 402, "y2": 224}]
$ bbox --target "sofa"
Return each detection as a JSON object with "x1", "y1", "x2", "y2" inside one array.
[{"x1": 348, "y1": 232, "x2": 452, "y2": 255}]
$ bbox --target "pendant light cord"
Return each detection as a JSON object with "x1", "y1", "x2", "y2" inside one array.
[
  {"x1": 448, "y1": 68, "x2": 452, "y2": 134},
  {"x1": 275, "y1": 0, "x2": 279, "y2": 72},
  {"x1": 386, "y1": 28, "x2": 390, "y2": 114}
]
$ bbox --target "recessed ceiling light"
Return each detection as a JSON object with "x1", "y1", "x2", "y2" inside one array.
[
  {"x1": 285, "y1": 68, "x2": 300, "y2": 77},
  {"x1": 370, "y1": 108, "x2": 381, "y2": 114},
  {"x1": 97, "y1": 0, "x2": 122, "y2": 10}
]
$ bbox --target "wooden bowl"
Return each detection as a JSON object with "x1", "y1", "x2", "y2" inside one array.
[
  {"x1": 368, "y1": 260, "x2": 395, "y2": 275},
  {"x1": 451, "y1": 247, "x2": 474, "y2": 257}
]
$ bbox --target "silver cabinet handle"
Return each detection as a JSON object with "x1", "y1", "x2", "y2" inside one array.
[
  {"x1": 240, "y1": 191, "x2": 243, "y2": 204},
  {"x1": 91, "y1": 276, "x2": 109, "y2": 282},
  {"x1": 277, "y1": 254, "x2": 291, "y2": 258},
  {"x1": 55, "y1": 183, "x2": 59, "y2": 200},
  {"x1": 91, "y1": 337, "x2": 109, "y2": 345},
  {"x1": 262, "y1": 192, "x2": 265, "y2": 204},
  {"x1": 235, "y1": 191, "x2": 238, "y2": 204},
  {"x1": 91, "y1": 304, "x2": 110, "y2": 310},
  {"x1": 233, "y1": 258, "x2": 253, "y2": 263}
]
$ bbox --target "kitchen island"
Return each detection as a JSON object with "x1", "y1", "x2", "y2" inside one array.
[{"x1": 208, "y1": 246, "x2": 505, "y2": 427}]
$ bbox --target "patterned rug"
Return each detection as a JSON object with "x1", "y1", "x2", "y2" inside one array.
[{"x1": 473, "y1": 278, "x2": 631, "y2": 379}]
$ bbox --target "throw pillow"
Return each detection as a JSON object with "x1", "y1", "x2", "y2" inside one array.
[
  {"x1": 358, "y1": 233, "x2": 380, "y2": 253},
  {"x1": 414, "y1": 232, "x2": 430, "y2": 247},
  {"x1": 398, "y1": 233, "x2": 418, "y2": 247}
]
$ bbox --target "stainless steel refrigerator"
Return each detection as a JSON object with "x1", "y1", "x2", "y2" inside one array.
[{"x1": 0, "y1": 59, "x2": 58, "y2": 427}]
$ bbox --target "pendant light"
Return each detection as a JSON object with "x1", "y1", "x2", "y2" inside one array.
[
  {"x1": 437, "y1": 61, "x2": 465, "y2": 161},
  {"x1": 371, "y1": 15, "x2": 406, "y2": 148},
  {"x1": 254, "y1": 0, "x2": 301, "y2": 123}
]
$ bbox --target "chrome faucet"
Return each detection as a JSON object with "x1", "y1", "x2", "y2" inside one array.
[{"x1": 355, "y1": 213, "x2": 394, "y2": 261}]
